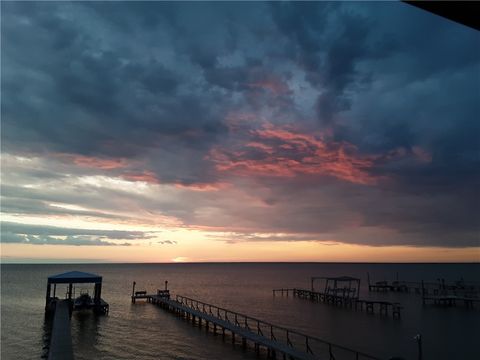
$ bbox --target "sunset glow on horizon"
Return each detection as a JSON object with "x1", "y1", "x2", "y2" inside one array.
[{"x1": 1, "y1": 2, "x2": 478, "y2": 263}]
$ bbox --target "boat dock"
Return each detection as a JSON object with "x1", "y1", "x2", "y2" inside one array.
[
  {"x1": 44, "y1": 271, "x2": 110, "y2": 359},
  {"x1": 45, "y1": 271, "x2": 109, "y2": 315},
  {"x1": 47, "y1": 300, "x2": 74, "y2": 360},
  {"x1": 273, "y1": 288, "x2": 402, "y2": 319},
  {"x1": 367, "y1": 274, "x2": 480, "y2": 308},
  {"x1": 367, "y1": 273, "x2": 480, "y2": 297},
  {"x1": 273, "y1": 276, "x2": 402, "y2": 319},
  {"x1": 132, "y1": 286, "x2": 382, "y2": 360},
  {"x1": 421, "y1": 280, "x2": 480, "y2": 308}
]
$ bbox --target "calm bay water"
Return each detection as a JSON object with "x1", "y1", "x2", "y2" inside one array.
[{"x1": 1, "y1": 263, "x2": 479, "y2": 360}]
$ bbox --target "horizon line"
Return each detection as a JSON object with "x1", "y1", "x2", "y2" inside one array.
[{"x1": 2, "y1": 260, "x2": 479, "y2": 265}]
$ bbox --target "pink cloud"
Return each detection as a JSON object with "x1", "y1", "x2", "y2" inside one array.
[
  {"x1": 174, "y1": 182, "x2": 229, "y2": 192},
  {"x1": 59, "y1": 154, "x2": 128, "y2": 169},
  {"x1": 245, "y1": 141, "x2": 275, "y2": 154},
  {"x1": 209, "y1": 123, "x2": 382, "y2": 185},
  {"x1": 121, "y1": 171, "x2": 159, "y2": 183}
]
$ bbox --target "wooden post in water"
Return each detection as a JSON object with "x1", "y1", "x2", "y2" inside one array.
[
  {"x1": 421, "y1": 280, "x2": 425, "y2": 305},
  {"x1": 45, "y1": 283, "x2": 51, "y2": 309}
]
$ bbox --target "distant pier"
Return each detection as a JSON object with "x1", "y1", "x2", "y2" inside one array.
[
  {"x1": 421, "y1": 280, "x2": 480, "y2": 308},
  {"x1": 132, "y1": 283, "x2": 383, "y2": 360},
  {"x1": 273, "y1": 276, "x2": 402, "y2": 319},
  {"x1": 367, "y1": 273, "x2": 480, "y2": 309},
  {"x1": 367, "y1": 273, "x2": 424, "y2": 293},
  {"x1": 273, "y1": 288, "x2": 402, "y2": 319}
]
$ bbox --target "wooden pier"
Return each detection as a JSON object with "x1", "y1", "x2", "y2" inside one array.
[
  {"x1": 273, "y1": 288, "x2": 402, "y2": 319},
  {"x1": 421, "y1": 280, "x2": 480, "y2": 308},
  {"x1": 47, "y1": 300, "x2": 74, "y2": 360},
  {"x1": 367, "y1": 273, "x2": 480, "y2": 297},
  {"x1": 368, "y1": 278, "x2": 422, "y2": 293},
  {"x1": 133, "y1": 288, "x2": 382, "y2": 360}
]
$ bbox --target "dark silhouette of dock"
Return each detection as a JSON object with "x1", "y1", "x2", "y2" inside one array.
[
  {"x1": 273, "y1": 276, "x2": 402, "y2": 319},
  {"x1": 421, "y1": 279, "x2": 480, "y2": 308},
  {"x1": 132, "y1": 285, "x2": 383, "y2": 360},
  {"x1": 45, "y1": 271, "x2": 109, "y2": 315},
  {"x1": 44, "y1": 271, "x2": 110, "y2": 359},
  {"x1": 367, "y1": 273, "x2": 480, "y2": 308},
  {"x1": 272, "y1": 288, "x2": 402, "y2": 319}
]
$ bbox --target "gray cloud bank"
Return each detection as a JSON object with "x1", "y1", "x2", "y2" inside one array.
[
  {"x1": 1, "y1": 2, "x2": 479, "y2": 249},
  {"x1": 0, "y1": 222, "x2": 150, "y2": 246}
]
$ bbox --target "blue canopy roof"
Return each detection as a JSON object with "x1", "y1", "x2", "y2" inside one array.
[{"x1": 47, "y1": 271, "x2": 102, "y2": 284}]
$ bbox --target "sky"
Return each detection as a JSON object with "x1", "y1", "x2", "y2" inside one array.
[{"x1": 1, "y1": 1, "x2": 479, "y2": 263}]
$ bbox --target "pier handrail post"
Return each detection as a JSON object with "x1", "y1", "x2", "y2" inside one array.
[
  {"x1": 306, "y1": 336, "x2": 313, "y2": 354},
  {"x1": 257, "y1": 320, "x2": 263, "y2": 336},
  {"x1": 328, "y1": 343, "x2": 334, "y2": 360},
  {"x1": 244, "y1": 316, "x2": 251, "y2": 330},
  {"x1": 414, "y1": 334, "x2": 423, "y2": 360},
  {"x1": 286, "y1": 330, "x2": 292, "y2": 346},
  {"x1": 270, "y1": 325, "x2": 275, "y2": 340}
]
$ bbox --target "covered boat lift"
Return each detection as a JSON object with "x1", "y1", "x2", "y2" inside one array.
[
  {"x1": 311, "y1": 276, "x2": 361, "y2": 300},
  {"x1": 45, "y1": 271, "x2": 109, "y2": 314}
]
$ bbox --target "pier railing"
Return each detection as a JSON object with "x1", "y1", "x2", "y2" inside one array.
[{"x1": 175, "y1": 295, "x2": 382, "y2": 360}]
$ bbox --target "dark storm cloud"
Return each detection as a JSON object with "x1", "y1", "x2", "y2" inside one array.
[
  {"x1": 1, "y1": 1, "x2": 227, "y2": 185},
  {"x1": 1, "y1": 1, "x2": 478, "y2": 249},
  {"x1": 270, "y1": 2, "x2": 397, "y2": 122}
]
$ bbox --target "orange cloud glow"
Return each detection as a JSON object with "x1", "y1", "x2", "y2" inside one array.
[
  {"x1": 61, "y1": 154, "x2": 128, "y2": 169},
  {"x1": 121, "y1": 171, "x2": 159, "y2": 184},
  {"x1": 210, "y1": 123, "x2": 381, "y2": 185},
  {"x1": 174, "y1": 182, "x2": 229, "y2": 192}
]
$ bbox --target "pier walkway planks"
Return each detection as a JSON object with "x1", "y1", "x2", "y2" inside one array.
[
  {"x1": 48, "y1": 300, "x2": 74, "y2": 360},
  {"x1": 153, "y1": 296, "x2": 315, "y2": 360},
  {"x1": 134, "y1": 292, "x2": 381, "y2": 360}
]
